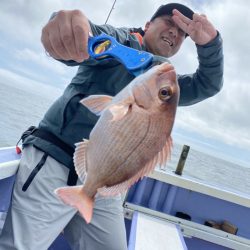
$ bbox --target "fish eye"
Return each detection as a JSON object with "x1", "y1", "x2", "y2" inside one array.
[{"x1": 158, "y1": 86, "x2": 172, "y2": 101}]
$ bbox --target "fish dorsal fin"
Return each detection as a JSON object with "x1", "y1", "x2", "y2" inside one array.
[
  {"x1": 80, "y1": 95, "x2": 113, "y2": 116},
  {"x1": 98, "y1": 137, "x2": 173, "y2": 196},
  {"x1": 73, "y1": 140, "x2": 89, "y2": 183}
]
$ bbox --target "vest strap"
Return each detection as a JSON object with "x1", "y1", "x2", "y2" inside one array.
[
  {"x1": 131, "y1": 32, "x2": 143, "y2": 46},
  {"x1": 22, "y1": 153, "x2": 48, "y2": 191}
]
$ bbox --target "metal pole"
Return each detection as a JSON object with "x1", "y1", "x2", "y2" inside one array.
[{"x1": 175, "y1": 145, "x2": 190, "y2": 175}]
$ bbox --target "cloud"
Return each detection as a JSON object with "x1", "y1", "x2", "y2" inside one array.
[
  {"x1": 175, "y1": 74, "x2": 250, "y2": 149},
  {"x1": 0, "y1": 67, "x2": 62, "y2": 98},
  {"x1": 14, "y1": 48, "x2": 70, "y2": 75},
  {"x1": 126, "y1": 0, "x2": 250, "y2": 155},
  {"x1": 0, "y1": 0, "x2": 116, "y2": 45}
]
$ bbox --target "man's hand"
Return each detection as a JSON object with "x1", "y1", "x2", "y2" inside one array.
[
  {"x1": 172, "y1": 9, "x2": 217, "y2": 45},
  {"x1": 41, "y1": 10, "x2": 91, "y2": 62}
]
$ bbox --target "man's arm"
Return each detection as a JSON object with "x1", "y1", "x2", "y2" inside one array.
[
  {"x1": 178, "y1": 33, "x2": 223, "y2": 105},
  {"x1": 172, "y1": 9, "x2": 223, "y2": 105},
  {"x1": 41, "y1": 10, "x2": 131, "y2": 66}
]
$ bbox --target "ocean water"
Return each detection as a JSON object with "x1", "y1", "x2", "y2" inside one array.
[{"x1": 1, "y1": 80, "x2": 250, "y2": 196}]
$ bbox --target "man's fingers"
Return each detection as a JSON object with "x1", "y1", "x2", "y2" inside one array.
[
  {"x1": 195, "y1": 22, "x2": 202, "y2": 31},
  {"x1": 172, "y1": 9, "x2": 192, "y2": 24},
  {"x1": 59, "y1": 23, "x2": 79, "y2": 60},
  {"x1": 48, "y1": 24, "x2": 71, "y2": 60},
  {"x1": 72, "y1": 10, "x2": 89, "y2": 60},
  {"x1": 172, "y1": 15, "x2": 188, "y2": 33},
  {"x1": 193, "y1": 13, "x2": 208, "y2": 24},
  {"x1": 41, "y1": 28, "x2": 61, "y2": 59},
  {"x1": 55, "y1": 10, "x2": 80, "y2": 61},
  {"x1": 172, "y1": 8, "x2": 193, "y2": 34},
  {"x1": 72, "y1": 24, "x2": 89, "y2": 60}
]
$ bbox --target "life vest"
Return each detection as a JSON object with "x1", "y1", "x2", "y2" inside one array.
[{"x1": 130, "y1": 32, "x2": 143, "y2": 46}]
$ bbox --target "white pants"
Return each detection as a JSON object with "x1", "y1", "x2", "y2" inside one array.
[{"x1": 0, "y1": 145, "x2": 127, "y2": 250}]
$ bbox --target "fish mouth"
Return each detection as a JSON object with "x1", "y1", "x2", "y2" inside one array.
[{"x1": 162, "y1": 36, "x2": 173, "y2": 46}]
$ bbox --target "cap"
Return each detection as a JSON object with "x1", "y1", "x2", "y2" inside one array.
[
  {"x1": 150, "y1": 3, "x2": 194, "y2": 37},
  {"x1": 150, "y1": 3, "x2": 194, "y2": 21}
]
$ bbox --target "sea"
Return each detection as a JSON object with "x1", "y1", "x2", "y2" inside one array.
[{"x1": 1, "y1": 80, "x2": 250, "y2": 196}]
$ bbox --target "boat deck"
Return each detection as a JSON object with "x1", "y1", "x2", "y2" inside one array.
[{"x1": 124, "y1": 168, "x2": 250, "y2": 250}]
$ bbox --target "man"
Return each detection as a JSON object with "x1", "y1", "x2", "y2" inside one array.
[{"x1": 0, "y1": 3, "x2": 223, "y2": 250}]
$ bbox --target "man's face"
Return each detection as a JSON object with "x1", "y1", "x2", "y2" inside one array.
[{"x1": 143, "y1": 15, "x2": 186, "y2": 57}]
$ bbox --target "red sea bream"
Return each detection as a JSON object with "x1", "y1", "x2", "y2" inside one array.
[{"x1": 55, "y1": 63, "x2": 180, "y2": 223}]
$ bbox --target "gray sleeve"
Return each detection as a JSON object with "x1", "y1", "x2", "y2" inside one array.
[
  {"x1": 178, "y1": 32, "x2": 224, "y2": 106},
  {"x1": 59, "y1": 21, "x2": 131, "y2": 66},
  {"x1": 89, "y1": 21, "x2": 130, "y2": 44}
]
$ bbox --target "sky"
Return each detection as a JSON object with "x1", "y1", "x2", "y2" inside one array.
[{"x1": 0, "y1": 0, "x2": 249, "y2": 168}]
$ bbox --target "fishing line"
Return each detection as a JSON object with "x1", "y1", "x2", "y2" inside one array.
[{"x1": 105, "y1": 0, "x2": 117, "y2": 24}]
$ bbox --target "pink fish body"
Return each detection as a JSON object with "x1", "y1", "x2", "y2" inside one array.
[{"x1": 55, "y1": 63, "x2": 179, "y2": 223}]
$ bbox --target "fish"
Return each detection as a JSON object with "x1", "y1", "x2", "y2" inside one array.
[{"x1": 55, "y1": 62, "x2": 179, "y2": 223}]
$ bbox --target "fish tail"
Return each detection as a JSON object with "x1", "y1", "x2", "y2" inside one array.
[{"x1": 55, "y1": 185, "x2": 94, "y2": 224}]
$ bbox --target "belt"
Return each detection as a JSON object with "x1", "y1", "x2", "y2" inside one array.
[
  {"x1": 20, "y1": 126, "x2": 78, "y2": 190},
  {"x1": 32, "y1": 128, "x2": 74, "y2": 157}
]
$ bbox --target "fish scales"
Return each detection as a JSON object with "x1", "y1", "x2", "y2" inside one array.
[{"x1": 87, "y1": 108, "x2": 150, "y2": 183}]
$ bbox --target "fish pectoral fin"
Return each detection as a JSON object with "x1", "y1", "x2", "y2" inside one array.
[
  {"x1": 55, "y1": 186, "x2": 94, "y2": 224},
  {"x1": 109, "y1": 96, "x2": 135, "y2": 121},
  {"x1": 109, "y1": 104, "x2": 131, "y2": 121},
  {"x1": 80, "y1": 95, "x2": 113, "y2": 116},
  {"x1": 74, "y1": 140, "x2": 89, "y2": 183}
]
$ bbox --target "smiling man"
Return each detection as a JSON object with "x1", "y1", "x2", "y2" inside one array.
[
  {"x1": 144, "y1": 14, "x2": 186, "y2": 57},
  {"x1": 0, "y1": 3, "x2": 223, "y2": 250},
  {"x1": 143, "y1": 4, "x2": 218, "y2": 57},
  {"x1": 143, "y1": 5, "x2": 190, "y2": 57}
]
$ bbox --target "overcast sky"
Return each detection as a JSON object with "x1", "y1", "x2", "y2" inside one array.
[{"x1": 0, "y1": 0, "x2": 249, "y2": 167}]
